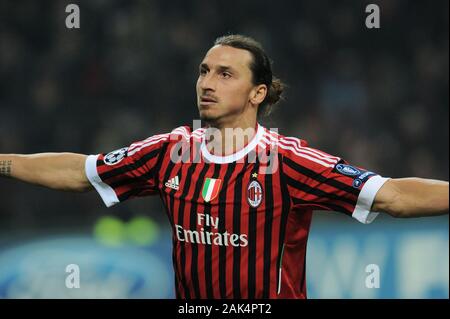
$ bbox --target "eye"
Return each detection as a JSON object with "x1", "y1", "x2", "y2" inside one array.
[
  {"x1": 220, "y1": 72, "x2": 231, "y2": 79},
  {"x1": 199, "y1": 68, "x2": 207, "y2": 76}
]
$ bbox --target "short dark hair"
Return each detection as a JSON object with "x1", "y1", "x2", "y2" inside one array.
[{"x1": 214, "y1": 34, "x2": 285, "y2": 118}]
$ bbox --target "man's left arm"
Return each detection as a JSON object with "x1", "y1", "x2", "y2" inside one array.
[{"x1": 372, "y1": 178, "x2": 449, "y2": 217}]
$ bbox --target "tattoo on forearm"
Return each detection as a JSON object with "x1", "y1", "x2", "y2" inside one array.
[{"x1": 0, "y1": 160, "x2": 12, "y2": 177}]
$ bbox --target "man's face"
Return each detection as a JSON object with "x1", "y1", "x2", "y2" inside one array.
[{"x1": 196, "y1": 45, "x2": 255, "y2": 124}]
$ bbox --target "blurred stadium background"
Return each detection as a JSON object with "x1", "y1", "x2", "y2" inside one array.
[{"x1": 0, "y1": 0, "x2": 448, "y2": 298}]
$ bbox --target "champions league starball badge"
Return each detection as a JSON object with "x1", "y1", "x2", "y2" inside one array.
[{"x1": 103, "y1": 147, "x2": 128, "y2": 166}]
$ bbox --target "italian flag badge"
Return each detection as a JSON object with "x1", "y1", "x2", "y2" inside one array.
[{"x1": 202, "y1": 178, "x2": 222, "y2": 202}]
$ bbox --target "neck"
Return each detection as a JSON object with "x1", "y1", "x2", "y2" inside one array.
[{"x1": 204, "y1": 117, "x2": 258, "y2": 156}]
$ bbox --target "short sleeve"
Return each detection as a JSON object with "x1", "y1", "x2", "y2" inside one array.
[
  {"x1": 85, "y1": 133, "x2": 169, "y2": 207},
  {"x1": 282, "y1": 144, "x2": 390, "y2": 224}
]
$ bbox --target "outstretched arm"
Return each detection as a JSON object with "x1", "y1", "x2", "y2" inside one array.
[
  {"x1": 372, "y1": 178, "x2": 449, "y2": 218},
  {"x1": 0, "y1": 153, "x2": 92, "y2": 192}
]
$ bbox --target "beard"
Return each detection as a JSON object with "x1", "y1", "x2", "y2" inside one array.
[
  {"x1": 199, "y1": 112, "x2": 217, "y2": 123},
  {"x1": 197, "y1": 101, "x2": 243, "y2": 127},
  {"x1": 198, "y1": 107, "x2": 222, "y2": 126}
]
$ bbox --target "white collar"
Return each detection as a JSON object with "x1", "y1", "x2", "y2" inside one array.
[{"x1": 200, "y1": 123, "x2": 265, "y2": 164}]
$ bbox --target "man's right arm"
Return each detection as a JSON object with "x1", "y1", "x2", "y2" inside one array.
[{"x1": 0, "y1": 153, "x2": 92, "y2": 192}]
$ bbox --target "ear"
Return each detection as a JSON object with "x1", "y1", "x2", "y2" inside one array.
[{"x1": 250, "y1": 84, "x2": 268, "y2": 105}]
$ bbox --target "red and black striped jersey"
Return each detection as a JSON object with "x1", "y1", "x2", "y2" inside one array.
[{"x1": 85, "y1": 123, "x2": 389, "y2": 299}]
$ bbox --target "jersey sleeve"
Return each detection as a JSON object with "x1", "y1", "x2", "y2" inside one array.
[
  {"x1": 282, "y1": 141, "x2": 390, "y2": 224},
  {"x1": 84, "y1": 133, "x2": 170, "y2": 207}
]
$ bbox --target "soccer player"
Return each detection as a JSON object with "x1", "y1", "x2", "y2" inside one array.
[{"x1": 0, "y1": 35, "x2": 448, "y2": 299}]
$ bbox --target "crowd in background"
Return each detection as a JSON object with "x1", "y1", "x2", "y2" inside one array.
[{"x1": 0, "y1": 0, "x2": 448, "y2": 231}]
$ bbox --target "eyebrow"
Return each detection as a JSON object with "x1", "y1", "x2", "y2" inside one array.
[{"x1": 200, "y1": 63, "x2": 236, "y2": 73}]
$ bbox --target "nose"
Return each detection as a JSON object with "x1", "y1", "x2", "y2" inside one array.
[{"x1": 198, "y1": 72, "x2": 216, "y2": 92}]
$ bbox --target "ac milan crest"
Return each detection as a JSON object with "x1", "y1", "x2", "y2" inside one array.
[{"x1": 247, "y1": 180, "x2": 263, "y2": 208}]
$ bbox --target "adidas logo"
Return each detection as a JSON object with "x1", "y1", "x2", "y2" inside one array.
[{"x1": 165, "y1": 176, "x2": 180, "y2": 190}]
